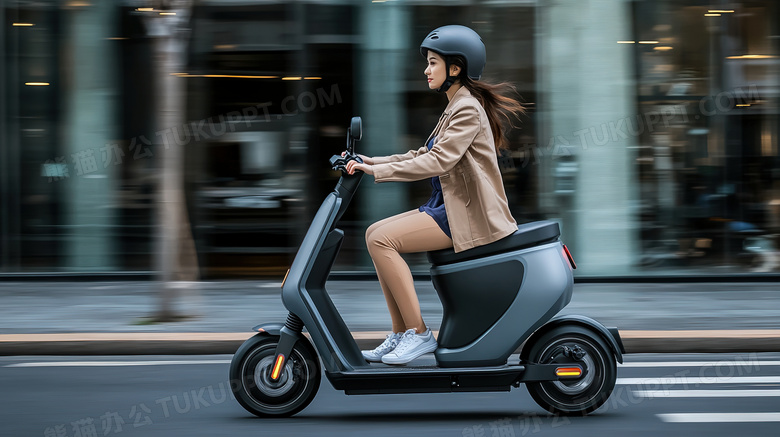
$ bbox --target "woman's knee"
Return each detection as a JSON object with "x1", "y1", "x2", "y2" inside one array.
[
  {"x1": 365, "y1": 222, "x2": 379, "y2": 242},
  {"x1": 366, "y1": 219, "x2": 392, "y2": 248},
  {"x1": 366, "y1": 227, "x2": 396, "y2": 255},
  {"x1": 365, "y1": 228, "x2": 383, "y2": 253}
]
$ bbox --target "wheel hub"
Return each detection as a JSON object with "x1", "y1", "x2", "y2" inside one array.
[
  {"x1": 548, "y1": 344, "x2": 596, "y2": 395},
  {"x1": 254, "y1": 355, "x2": 295, "y2": 397}
]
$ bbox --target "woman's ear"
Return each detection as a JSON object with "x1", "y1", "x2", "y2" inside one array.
[{"x1": 449, "y1": 64, "x2": 461, "y2": 77}]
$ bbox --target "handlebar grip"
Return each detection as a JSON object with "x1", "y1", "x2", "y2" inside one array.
[
  {"x1": 329, "y1": 155, "x2": 344, "y2": 168},
  {"x1": 329, "y1": 154, "x2": 363, "y2": 172}
]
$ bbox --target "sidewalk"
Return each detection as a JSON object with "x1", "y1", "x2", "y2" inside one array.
[{"x1": 1, "y1": 280, "x2": 779, "y2": 355}]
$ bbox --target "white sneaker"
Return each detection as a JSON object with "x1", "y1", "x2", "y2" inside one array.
[
  {"x1": 362, "y1": 332, "x2": 402, "y2": 362},
  {"x1": 381, "y1": 328, "x2": 437, "y2": 365}
]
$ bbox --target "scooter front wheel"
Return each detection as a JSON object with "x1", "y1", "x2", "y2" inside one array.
[
  {"x1": 229, "y1": 333, "x2": 321, "y2": 417},
  {"x1": 524, "y1": 325, "x2": 617, "y2": 416}
]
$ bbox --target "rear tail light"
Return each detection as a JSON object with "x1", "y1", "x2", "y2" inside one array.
[
  {"x1": 562, "y1": 245, "x2": 577, "y2": 269},
  {"x1": 556, "y1": 366, "x2": 583, "y2": 378}
]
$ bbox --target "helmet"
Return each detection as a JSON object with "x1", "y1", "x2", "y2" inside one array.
[{"x1": 420, "y1": 25, "x2": 486, "y2": 80}]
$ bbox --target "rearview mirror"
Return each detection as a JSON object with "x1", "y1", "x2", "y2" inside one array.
[{"x1": 350, "y1": 117, "x2": 362, "y2": 141}]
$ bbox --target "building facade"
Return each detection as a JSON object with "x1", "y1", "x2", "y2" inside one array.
[{"x1": 1, "y1": 0, "x2": 778, "y2": 278}]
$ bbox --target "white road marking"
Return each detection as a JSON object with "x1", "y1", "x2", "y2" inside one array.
[
  {"x1": 4, "y1": 360, "x2": 231, "y2": 368},
  {"x1": 621, "y1": 361, "x2": 780, "y2": 368},
  {"x1": 634, "y1": 389, "x2": 780, "y2": 398},
  {"x1": 657, "y1": 413, "x2": 780, "y2": 423},
  {"x1": 617, "y1": 376, "x2": 780, "y2": 386}
]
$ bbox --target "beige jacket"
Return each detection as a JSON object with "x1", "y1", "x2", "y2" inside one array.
[{"x1": 372, "y1": 86, "x2": 517, "y2": 253}]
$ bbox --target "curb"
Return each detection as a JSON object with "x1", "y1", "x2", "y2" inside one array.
[{"x1": 2, "y1": 330, "x2": 780, "y2": 356}]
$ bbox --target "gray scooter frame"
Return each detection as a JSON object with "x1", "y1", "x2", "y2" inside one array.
[{"x1": 263, "y1": 169, "x2": 624, "y2": 395}]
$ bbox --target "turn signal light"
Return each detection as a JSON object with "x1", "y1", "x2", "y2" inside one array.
[
  {"x1": 271, "y1": 354, "x2": 285, "y2": 380},
  {"x1": 556, "y1": 367, "x2": 582, "y2": 377},
  {"x1": 562, "y1": 245, "x2": 577, "y2": 269}
]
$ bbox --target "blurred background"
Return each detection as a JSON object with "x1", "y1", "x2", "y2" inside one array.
[{"x1": 0, "y1": 0, "x2": 778, "y2": 279}]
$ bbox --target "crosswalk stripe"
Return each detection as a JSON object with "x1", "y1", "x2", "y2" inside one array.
[
  {"x1": 658, "y1": 413, "x2": 780, "y2": 423},
  {"x1": 4, "y1": 360, "x2": 231, "y2": 368},
  {"x1": 621, "y1": 361, "x2": 780, "y2": 368},
  {"x1": 617, "y1": 376, "x2": 780, "y2": 385},
  {"x1": 635, "y1": 389, "x2": 780, "y2": 398}
]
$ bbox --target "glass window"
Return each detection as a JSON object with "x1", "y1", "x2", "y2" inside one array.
[{"x1": 633, "y1": 0, "x2": 780, "y2": 273}]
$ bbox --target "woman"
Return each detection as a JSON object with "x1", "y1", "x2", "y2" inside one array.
[{"x1": 346, "y1": 25, "x2": 524, "y2": 365}]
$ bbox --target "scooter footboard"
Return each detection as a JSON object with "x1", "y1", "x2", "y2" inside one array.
[{"x1": 432, "y1": 242, "x2": 573, "y2": 368}]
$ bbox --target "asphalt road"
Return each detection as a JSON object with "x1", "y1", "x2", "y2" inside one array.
[{"x1": 2, "y1": 353, "x2": 779, "y2": 437}]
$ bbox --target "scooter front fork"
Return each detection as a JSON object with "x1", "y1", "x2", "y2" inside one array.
[{"x1": 269, "y1": 313, "x2": 305, "y2": 381}]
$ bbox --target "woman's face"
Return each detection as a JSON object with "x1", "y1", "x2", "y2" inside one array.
[{"x1": 424, "y1": 51, "x2": 452, "y2": 90}]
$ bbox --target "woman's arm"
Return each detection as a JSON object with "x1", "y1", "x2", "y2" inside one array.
[
  {"x1": 371, "y1": 105, "x2": 481, "y2": 182},
  {"x1": 372, "y1": 145, "x2": 429, "y2": 165},
  {"x1": 342, "y1": 147, "x2": 425, "y2": 167},
  {"x1": 346, "y1": 141, "x2": 428, "y2": 174}
]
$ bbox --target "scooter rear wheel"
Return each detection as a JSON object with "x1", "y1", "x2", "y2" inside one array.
[
  {"x1": 524, "y1": 325, "x2": 616, "y2": 416},
  {"x1": 229, "y1": 334, "x2": 321, "y2": 417}
]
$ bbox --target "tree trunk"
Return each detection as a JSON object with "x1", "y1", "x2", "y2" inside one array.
[{"x1": 143, "y1": 1, "x2": 199, "y2": 321}]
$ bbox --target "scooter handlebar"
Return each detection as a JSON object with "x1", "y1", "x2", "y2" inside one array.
[
  {"x1": 330, "y1": 154, "x2": 363, "y2": 173},
  {"x1": 329, "y1": 154, "x2": 345, "y2": 169},
  {"x1": 331, "y1": 116, "x2": 363, "y2": 173}
]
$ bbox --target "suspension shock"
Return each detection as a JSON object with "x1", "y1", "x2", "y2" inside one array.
[{"x1": 270, "y1": 313, "x2": 304, "y2": 381}]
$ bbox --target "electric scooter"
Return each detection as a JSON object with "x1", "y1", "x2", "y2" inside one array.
[{"x1": 229, "y1": 117, "x2": 625, "y2": 417}]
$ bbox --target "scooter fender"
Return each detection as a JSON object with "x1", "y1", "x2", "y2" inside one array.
[
  {"x1": 522, "y1": 315, "x2": 625, "y2": 364},
  {"x1": 251, "y1": 323, "x2": 285, "y2": 336},
  {"x1": 250, "y1": 323, "x2": 307, "y2": 348}
]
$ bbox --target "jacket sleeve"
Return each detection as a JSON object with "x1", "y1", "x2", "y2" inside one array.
[
  {"x1": 372, "y1": 145, "x2": 429, "y2": 165},
  {"x1": 372, "y1": 104, "x2": 480, "y2": 182}
]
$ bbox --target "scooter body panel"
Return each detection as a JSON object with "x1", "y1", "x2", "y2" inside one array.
[
  {"x1": 280, "y1": 189, "x2": 368, "y2": 373},
  {"x1": 432, "y1": 241, "x2": 574, "y2": 367}
]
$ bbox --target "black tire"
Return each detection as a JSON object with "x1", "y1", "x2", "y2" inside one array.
[
  {"x1": 229, "y1": 334, "x2": 321, "y2": 417},
  {"x1": 524, "y1": 325, "x2": 617, "y2": 416}
]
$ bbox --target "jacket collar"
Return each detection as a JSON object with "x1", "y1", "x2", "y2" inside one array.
[
  {"x1": 426, "y1": 85, "x2": 473, "y2": 145},
  {"x1": 443, "y1": 85, "x2": 472, "y2": 113},
  {"x1": 425, "y1": 86, "x2": 471, "y2": 145}
]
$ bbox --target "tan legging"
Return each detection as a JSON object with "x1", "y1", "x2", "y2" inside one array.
[{"x1": 366, "y1": 210, "x2": 453, "y2": 334}]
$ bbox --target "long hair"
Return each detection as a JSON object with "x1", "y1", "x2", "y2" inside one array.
[{"x1": 450, "y1": 56, "x2": 525, "y2": 154}]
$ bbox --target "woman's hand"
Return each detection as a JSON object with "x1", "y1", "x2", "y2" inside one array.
[
  {"x1": 345, "y1": 160, "x2": 373, "y2": 175},
  {"x1": 340, "y1": 151, "x2": 375, "y2": 175}
]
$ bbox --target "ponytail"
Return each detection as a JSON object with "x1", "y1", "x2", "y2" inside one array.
[{"x1": 450, "y1": 56, "x2": 525, "y2": 153}]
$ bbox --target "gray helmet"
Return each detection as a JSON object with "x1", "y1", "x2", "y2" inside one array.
[{"x1": 420, "y1": 25, "x2": 486, "y2": 80}]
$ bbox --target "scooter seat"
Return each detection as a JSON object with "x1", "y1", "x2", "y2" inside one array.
[{"x1": 427, "y1": 220, "x2": 561, "y2": 265}]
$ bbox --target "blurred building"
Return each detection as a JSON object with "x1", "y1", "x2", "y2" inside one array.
[{"x1": 0, "y1": 0, "x2": 778, "y2": 278}]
